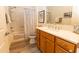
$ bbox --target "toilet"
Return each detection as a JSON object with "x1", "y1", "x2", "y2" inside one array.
[{"x1": 29, "y1": 35, "x2": 36, "y2": 44}]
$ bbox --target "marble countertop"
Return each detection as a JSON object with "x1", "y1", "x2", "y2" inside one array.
[{"x1": 36, "y1": 27, "x2": 79, "y2": 44}]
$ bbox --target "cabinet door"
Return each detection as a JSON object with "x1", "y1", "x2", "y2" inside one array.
[
  {"x1": 55, "y1": 45, "x2": 68, "y2": 53},
  {"x1": 36, "y1": 29, "x2": 40, "y2": 49},
  {"x1": 40, "y1": 36, "x2": 46, "y2": 52},
  {"x1": 46, "y1": 39, "x2": 54, "y2": 53}
]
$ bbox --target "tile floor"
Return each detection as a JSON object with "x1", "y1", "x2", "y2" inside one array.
[{"x1": 10, "y1": 43, "x2": 40, "y2": 53}]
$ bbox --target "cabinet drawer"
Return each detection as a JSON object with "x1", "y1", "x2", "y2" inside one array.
[
  {"x1": 40, "y1": 31, "x2": 54, "y2": 42},
  {"x1": 46, "y1": 33, "x2": 54, "y2": 42},
  {"x1": 55, "y1": 45, "x2": 68, "y2": 53},
  {"x1": 56, "y1": 37, "x2": 76, "y2": 53}
]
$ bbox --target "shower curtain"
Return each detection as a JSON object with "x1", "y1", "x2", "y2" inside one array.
[{"x1": 24, "y1": 7, "x2": 36, "y2": 39}]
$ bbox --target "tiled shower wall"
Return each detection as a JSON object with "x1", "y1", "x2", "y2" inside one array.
[{"x1": 9, "y1": 6, "x2": 24, "y2": 34}]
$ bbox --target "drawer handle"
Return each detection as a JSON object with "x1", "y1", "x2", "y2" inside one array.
[{"x1": 69, "y1": 50, "x2": 73, "y2": 53}]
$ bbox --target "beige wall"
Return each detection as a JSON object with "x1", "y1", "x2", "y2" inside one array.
[
  {"x1": 47, "y1": 6, "x2": 72, "y2": 24},
  {"x1": 0, "y1": 7, "x2": 7, "y2": 31},
  {"x1": 0, "y1": 6, "x2": 11, "y2": 52},
  {"x1": 71, "y1": 6, "x2": 79, "y2": 24},
  {"x1": 0, "y1": 6, "x2": 7, "y2": 45}
]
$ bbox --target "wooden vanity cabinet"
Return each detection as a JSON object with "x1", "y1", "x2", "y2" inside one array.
[
  {"x1": 36, "y1": 29, "x2": 40, "y2": 49},
  {"x1": 36, "y1": 29, "x2": 77, "y2": 53},
  {"x1": 39, "y1": 30, "x2": 55, "y2": 53}
]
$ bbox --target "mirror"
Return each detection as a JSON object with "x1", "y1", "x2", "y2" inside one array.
[
  {"x1": 46, "y1": 6, "x2": 73, "y2": 25},
  {"x1": 38, "y1": 10, "x2": 45, "y2": 23}
]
